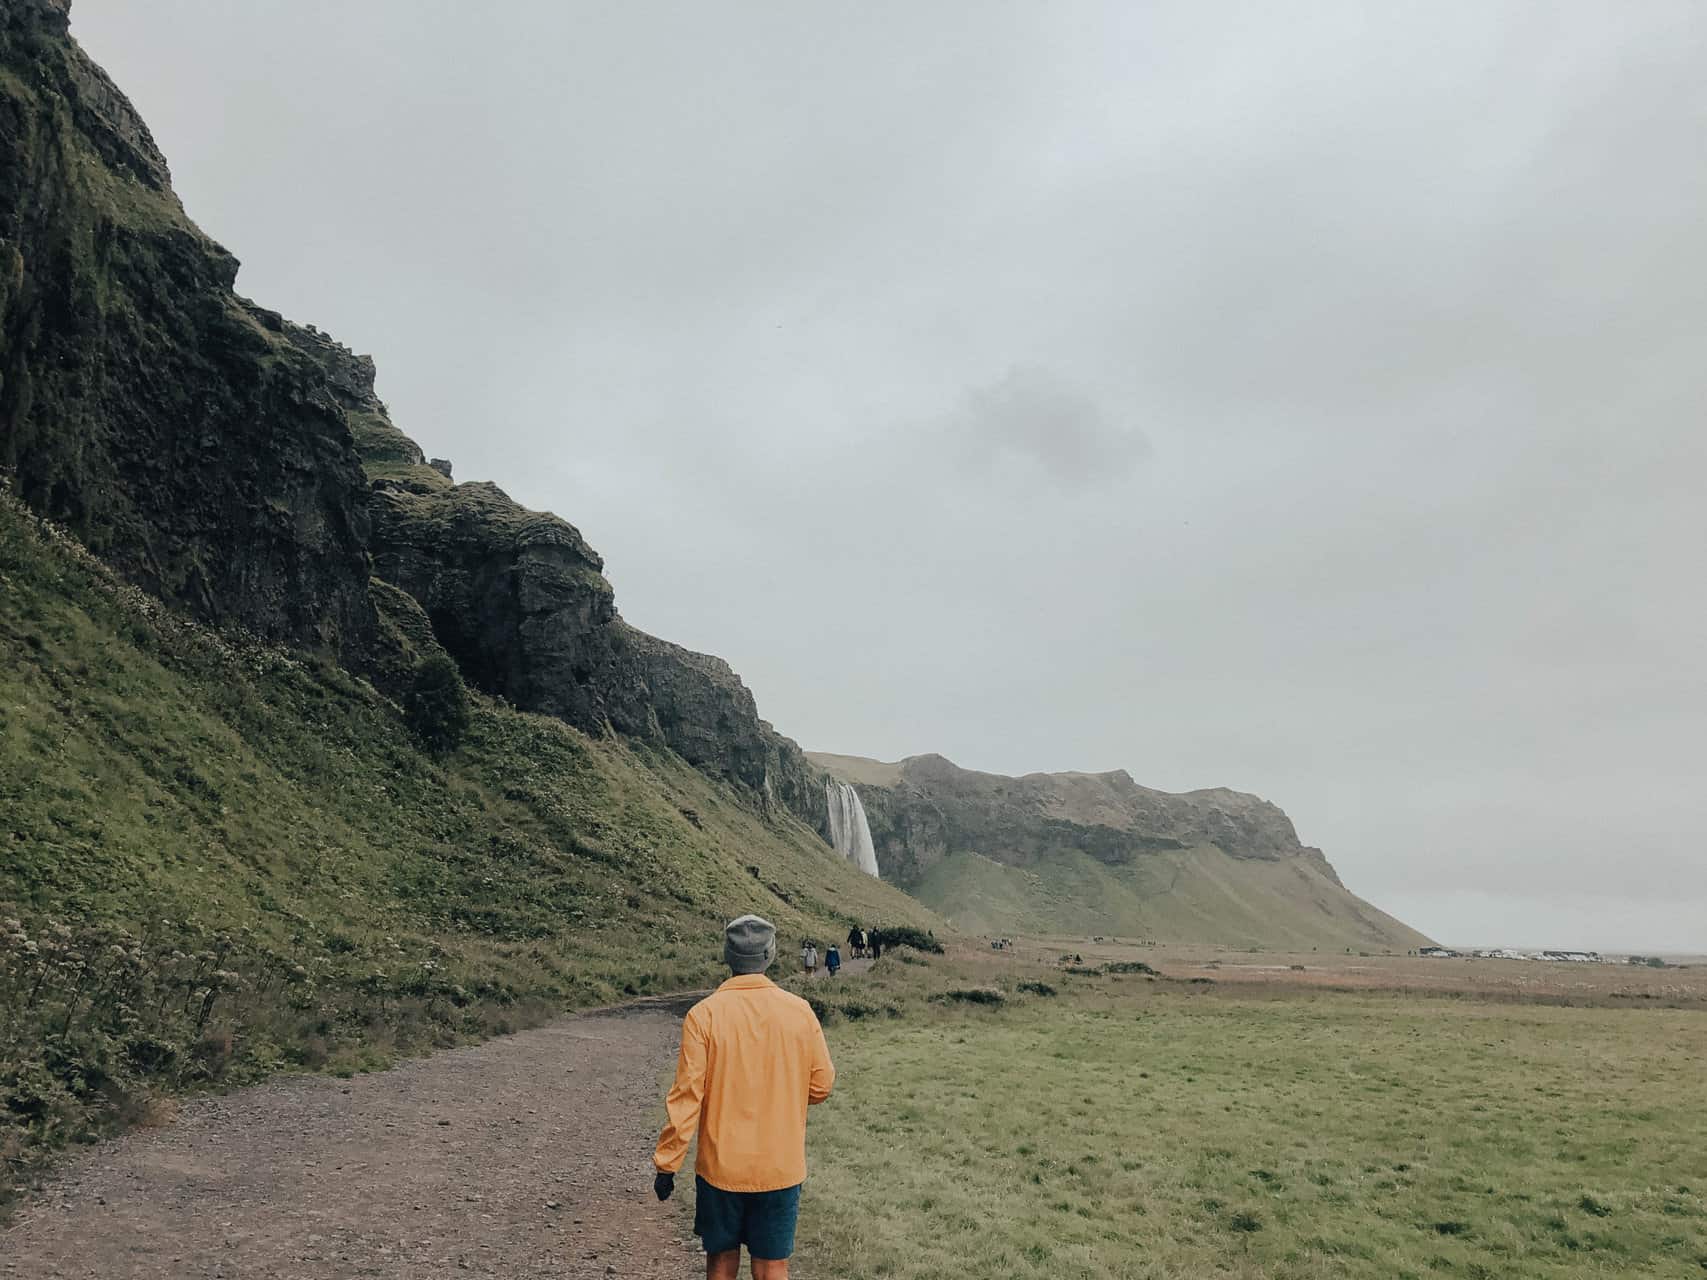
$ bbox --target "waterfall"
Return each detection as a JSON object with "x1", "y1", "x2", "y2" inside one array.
[{"x1": 825, "y1": 779, "x2": 881, "y2": 877}]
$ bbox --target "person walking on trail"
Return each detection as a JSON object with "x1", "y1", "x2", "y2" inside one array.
[
  {"x1": 868, "y1": 931, "x2": 882, "y2": 961},
  {"x1": 652, "y1": 915, "x2": 836, "y2": 1279},
  {"x1": 825, "y1": 943, "x2": 841, "y2": 977},
  {"x1": 801, "y1": 939, "x2": 818, "y2": 976},
  {"x1": 846, "y1": 925, "x2": 862, "y2": 959},
  {"x1": 858, "y1": 927, "x2": 869, "y2": 958}
]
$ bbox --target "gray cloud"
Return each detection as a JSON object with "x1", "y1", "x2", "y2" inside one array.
[
  {"x1": 946, "y1": 366, "x2": 1148, "y2": 489},
  {"x1": 71, "y1": 0, "x2": 1707, "y2": 951}
]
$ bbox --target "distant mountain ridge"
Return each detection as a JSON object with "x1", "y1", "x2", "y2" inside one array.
[{"x1": 808, "y1": 752, "x2": 1431, "y2": 950}]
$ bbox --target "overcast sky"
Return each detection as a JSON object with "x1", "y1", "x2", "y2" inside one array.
[{"x1": 74, "y1": 0, "x2": 1706, "y2": 951}]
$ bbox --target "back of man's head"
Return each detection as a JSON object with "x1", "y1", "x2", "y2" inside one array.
[{"x1": 724, "y1": 914, "x2": 776, "y2": 974}]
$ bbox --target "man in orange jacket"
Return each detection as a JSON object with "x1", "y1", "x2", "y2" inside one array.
[{"x1": 653, "y1": 915, "x2": 836, "y2": 1279}]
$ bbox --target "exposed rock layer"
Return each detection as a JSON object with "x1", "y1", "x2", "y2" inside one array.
[
  {"x1": 0, "y1": 3, "x2": 374, "y2": 652},
  {"x1": 280, "y1": 321, "x2": 828, "y2": 827}
]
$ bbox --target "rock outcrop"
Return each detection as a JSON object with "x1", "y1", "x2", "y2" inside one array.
[
  {"x1": 0, "y1": 1, "x2": 374, "y2": 653},
  {"x1": 359, "y1": 465, "x2": 824, "y2": 822},
  {"x1": 272, "y1": 320, "x2": 828, "y2": 827}
]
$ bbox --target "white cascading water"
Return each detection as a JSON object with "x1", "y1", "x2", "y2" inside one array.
[{"x1": 825, "y1": 779, "x2": 881, "y2": 877}]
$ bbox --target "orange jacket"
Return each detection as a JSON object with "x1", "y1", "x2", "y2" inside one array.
[{"x1": 653, "y1": 974, "x2": 835, "y2": 1191}]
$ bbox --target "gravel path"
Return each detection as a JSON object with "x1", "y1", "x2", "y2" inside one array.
[{"x1": 2, "y1": 996, "x2": 705, "y2": 1279}]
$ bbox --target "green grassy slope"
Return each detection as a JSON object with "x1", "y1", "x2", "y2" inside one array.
[
  {"x1": 0, "y1": 492, "x2": 935, "y2": 1187},
  {"x1": 910, "y1": 845, "x2": 1431, "y2": 950}
]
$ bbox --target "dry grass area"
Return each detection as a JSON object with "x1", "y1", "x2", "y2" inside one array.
[
  {"x1": 791, "y1": 940, "x2": 1707, "y2": 1279},
  {"x1": 1016, "y1": 936, "x2": 1707, "y2": 1009}
]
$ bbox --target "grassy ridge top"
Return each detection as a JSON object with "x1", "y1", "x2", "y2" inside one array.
[
  {"x1": 805, "y1": 751, "x2": 906, "y2": 788},
  {"x1": 0, "y1": 491, "x2": 937, "y2": 1195}
]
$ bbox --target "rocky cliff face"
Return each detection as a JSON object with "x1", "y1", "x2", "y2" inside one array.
[
  {"x1": 360, "y1": 466, "x2": 824, "y2": 823},
  {"x1": 275, "y1": 321, "x2": 828, "y2": 826},
  {"x1": 0, "y1": 0, "x2": 374, "y2": 652},
  {"x1": 810, "y1": 751, "x2": 1343, "y2": 889},
  {"x1": 0, "y1": 1, "x2": 831, "y2": 831}
]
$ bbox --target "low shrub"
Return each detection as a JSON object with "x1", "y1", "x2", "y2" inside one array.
[
  {"x1": 870, "y1": 926, "x2": 944, "y2": 955},
  {"x1": 403, "y1": 654, "x2": 470, "y2": 755},
  {"x1": 1018, "y1": 981, "x2": 1057, "y2": 997},
  {"x1": 931, "y1": 987, "x2": 1006, "y2": 1008},
  {"x1": 1106, "y1": 961, "x2": 1157, "y2": 975}
]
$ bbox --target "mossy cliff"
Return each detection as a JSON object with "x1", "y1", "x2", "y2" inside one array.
[
  {"x1": 0, "y1": 0, "x2": 373, "y2": 654},
  {"x1": 0, "y1": 0, "x2": 827, "y2": 831}
]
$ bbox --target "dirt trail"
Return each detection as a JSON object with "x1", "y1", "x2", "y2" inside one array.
[{"x1": 2, "y1": 997, "x2": 705, "y2": 1279}]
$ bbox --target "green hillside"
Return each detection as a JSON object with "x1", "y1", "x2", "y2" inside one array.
[
  {"x1": 0, "y1": 491, "x2": 934, "y2": 1188},
  {"x1": 909, "y1": 845, "x2": 1428, "y2": 951}
]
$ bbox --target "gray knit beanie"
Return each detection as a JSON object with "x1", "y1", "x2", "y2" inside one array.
[{"x1": 724, "y1": 914, "x2": 777, "y2": 974}]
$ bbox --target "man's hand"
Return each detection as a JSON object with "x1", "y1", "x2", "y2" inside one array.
[{"x1": 653, "y1": 1171, "x2": 675, "y2": 1202}]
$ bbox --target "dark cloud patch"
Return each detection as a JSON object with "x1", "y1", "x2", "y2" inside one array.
[{"x1": 948, "y1": 366, "x2": 1148, "y2": 489}]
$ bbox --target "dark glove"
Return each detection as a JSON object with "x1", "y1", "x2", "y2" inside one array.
[{"x1": 654, "y1": 1171, "x2": 675, "y2": 1202}]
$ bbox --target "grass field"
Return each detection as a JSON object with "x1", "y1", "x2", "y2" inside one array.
[{"x1": 788, "y1": 949, "x2": 1707, "y2": 1279}]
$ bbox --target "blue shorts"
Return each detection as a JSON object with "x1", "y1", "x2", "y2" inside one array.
[{"x1": 693, "y1": 1176, "x2": 802, "y2": 1259}]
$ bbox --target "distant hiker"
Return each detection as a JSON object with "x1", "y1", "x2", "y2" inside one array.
[
  {"x1": 869, "y1": 932, "x2": 882, "y2": 961},
  {"x1": 858, "y1": 927, "x2": 869, "y2": 958},
  {"x1": 653, "y1": 914, "x2": 836, "y2": 1280},
  {"x1": 847, "y1": 925, "x2": 863, "y2": 959},
  {"x1": 825, "y1": 944, "x2": 841, "y2": 977},
  {"x1": 801, "y1": 940, "x2": 818, "y2": 975}
]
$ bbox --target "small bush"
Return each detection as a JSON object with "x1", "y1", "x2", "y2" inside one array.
[
  {"x1": 1018, "y1": 981, "x2": 1057, "y2": 997},
  {"x1": 870, "y1": 926, "x2": 943, "y2": 955},
  {"x1": 804, "y1": 994, "x2": 835, "y2": 1025},
  {"x1": 1106, "y1": 961, "x2": 1157, "y2": 975},
  {"x1": 932, "y1": 987, "x2": 1005, "y2": 1007},
  {"x1": 403, "y1": 654, "x2": 470, "y2": 755}
]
